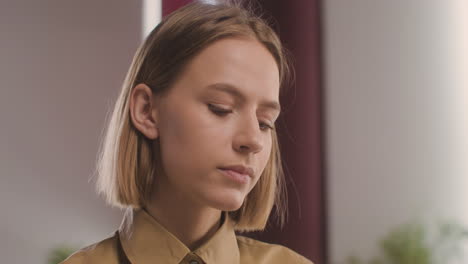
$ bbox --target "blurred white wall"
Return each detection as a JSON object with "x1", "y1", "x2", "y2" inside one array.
[
  {"x1": 142, "y1": 0, "x2": 162, "y2": 40},
  {"x1": 0, "y1": 1, "x2": 141, "y2": 263},
  {"x1": 323, "y1": 0, "x2": 468, "y2": 263}
]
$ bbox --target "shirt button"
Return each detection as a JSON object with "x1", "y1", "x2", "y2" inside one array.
[{"x1": 189, "y1": 261, "x2": 199, "y2": 264}]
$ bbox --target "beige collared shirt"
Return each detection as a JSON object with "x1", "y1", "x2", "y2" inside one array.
[{"x1": 62, "y1": 209, "x2": 313, "y2": 264}]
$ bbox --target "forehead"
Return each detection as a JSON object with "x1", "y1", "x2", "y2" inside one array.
[{"x1": 173, "y1": 37, "x2": 280, "y2": 102}]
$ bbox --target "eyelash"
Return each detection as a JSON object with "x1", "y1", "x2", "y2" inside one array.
[{"x1": 207, "y1": 104, "x2": 274, "y2": 131}]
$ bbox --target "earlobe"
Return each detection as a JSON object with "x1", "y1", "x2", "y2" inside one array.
[{"x1": 129, "y1": 83, "x2": 159, "y2": 140}]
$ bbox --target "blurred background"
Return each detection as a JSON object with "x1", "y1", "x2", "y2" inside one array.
[{"x1": 0, "y1": 0, "x2": 467, "y2": 263}]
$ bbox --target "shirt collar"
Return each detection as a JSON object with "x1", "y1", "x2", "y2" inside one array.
[{"x1": 118, "y1": 208, "x2": 240, "y2": 264}]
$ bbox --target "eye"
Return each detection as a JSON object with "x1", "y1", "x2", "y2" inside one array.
[
  {"x1": 259, "y1": 122, "x2": 274, "y2": 131},
  {"x1": 208, "y1": 103, "x2": 274, "y2": 131},
  {"x1": 208, "y1": 103, "x2": 232, "y2": 116}
]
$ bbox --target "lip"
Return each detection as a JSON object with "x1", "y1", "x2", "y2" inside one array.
[
  {"x1": 218, "y1": 165, "x2": 254, "y2": 178},
  {"x1": 218, "y1": 168, "x2": 251, "y2": 185}
]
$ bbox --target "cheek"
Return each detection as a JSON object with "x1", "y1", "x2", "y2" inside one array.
[
  {"x1": 248, "y1": 137, "x2": 273, "y2": 193},
  {"x1": 157, "y1": 104, "x2": 228, "y2": 177},
  {"x1": 257, "y1": 135, "x2": 273, "y2": 175},
  {"x1": 252, "y1": 137, "x2": 272, "y2": 185},
  {"x1": 161, "y1": 106, "x2": 227, "y2": 150}
]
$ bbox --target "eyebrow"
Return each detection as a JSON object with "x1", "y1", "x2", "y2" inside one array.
[{"x1": 206, "y1": 83, "x2": 281, "y2": 112}]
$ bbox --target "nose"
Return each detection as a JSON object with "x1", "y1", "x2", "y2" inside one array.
[{"x1": 233, "y1": 115, "x2": 264, "y2": 154}]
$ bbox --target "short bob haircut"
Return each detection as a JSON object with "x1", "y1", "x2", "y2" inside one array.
[{"x1": 96, "y1": 0, "x2": 292, "y2": 232}]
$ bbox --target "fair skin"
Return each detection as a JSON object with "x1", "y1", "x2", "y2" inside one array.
[{"x1": 129, "y1": 37, "x2": 280, "y2": 250}]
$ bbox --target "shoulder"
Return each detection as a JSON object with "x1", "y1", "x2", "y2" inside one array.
[
  {"x1": 236, "y1": 235, "x2": 314, "y2": 264},
  {"x1": 60, "y1": 234, "x2": 119, "y2": 264}
]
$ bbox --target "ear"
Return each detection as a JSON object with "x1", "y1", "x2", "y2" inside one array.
[{"x1": 129, "y1": 83, "x2": 159, "y2": 140}]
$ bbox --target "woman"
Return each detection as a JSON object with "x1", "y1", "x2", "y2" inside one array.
[{"x1": 62, "y1": 1, "x2": 313, "y2": 263}]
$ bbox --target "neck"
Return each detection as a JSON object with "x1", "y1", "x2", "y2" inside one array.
[{"x1": 146, "y1": 183, "x2": 222, "y2": 251}]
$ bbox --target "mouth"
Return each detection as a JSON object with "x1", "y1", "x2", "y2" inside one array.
[
  {"x1": 217, "y1": 165, "x2": 254, "y2": 178},
  {"x1": 218, "y1": 168, "x2": 251, "y2": 184}
]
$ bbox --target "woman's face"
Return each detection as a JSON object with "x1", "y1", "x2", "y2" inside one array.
[{"x1": 155, "y1": 37, "x2": 280, "y2": 211}]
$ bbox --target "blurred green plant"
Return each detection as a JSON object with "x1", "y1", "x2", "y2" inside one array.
[
  {"x1": 47, "y1": 245, "x2": 77, "y2": 264},
  {"x1": 345, "y1": 220, "x2": 468, "y2": 264}
]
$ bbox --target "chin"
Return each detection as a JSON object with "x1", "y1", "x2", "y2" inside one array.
[
  {"x1": 206, "y1": 190, "x2": 246, "y2": 212},
  {"x1": 218, "y1": 201, "x2": 243, "y2": 212}
]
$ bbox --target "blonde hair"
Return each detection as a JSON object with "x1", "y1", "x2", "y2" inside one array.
[{"x1": 96, "y1": 0, "x2": 291, "y2": 231}]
